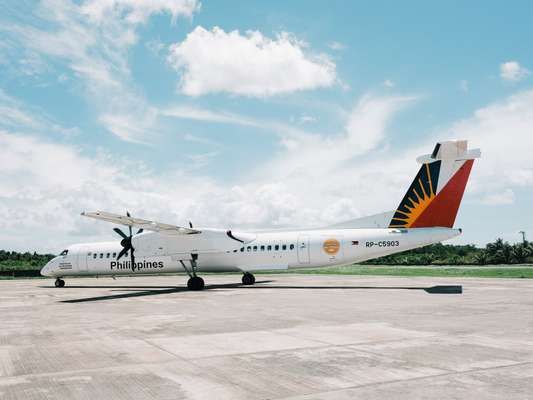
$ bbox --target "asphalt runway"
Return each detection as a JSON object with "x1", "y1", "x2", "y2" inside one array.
[{"x1": 1, "y1": 274, "x2": 532, "y2": 399}]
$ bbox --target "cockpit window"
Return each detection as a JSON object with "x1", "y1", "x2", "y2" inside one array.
[{"x1": 60, "y1": 249, "x2": 68, "y2": 256}]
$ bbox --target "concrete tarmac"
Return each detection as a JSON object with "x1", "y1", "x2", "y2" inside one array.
[{"x1": 1, "y1": 274, "x2": 532, "y2": 399}]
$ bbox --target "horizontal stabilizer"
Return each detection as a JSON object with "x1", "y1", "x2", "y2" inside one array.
[{"x1": 417, "y1": 140, "x2": 481, "y2": 164}]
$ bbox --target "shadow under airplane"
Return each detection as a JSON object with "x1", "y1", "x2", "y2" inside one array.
[{"x1": 54, "y1": 281, "x2": 462, "y2": 303}]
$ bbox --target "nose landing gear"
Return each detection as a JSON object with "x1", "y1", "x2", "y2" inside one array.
[
  {"x1": 242, "y1": 272, "x2": 255, "y2": 285},
  {"x1": 54, "y1": 278, "x2": 65, "y2": 288}
]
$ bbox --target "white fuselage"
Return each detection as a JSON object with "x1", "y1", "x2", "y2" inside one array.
[{"x1": 41, "y1": 227, "x2": 460, "y2": 278}]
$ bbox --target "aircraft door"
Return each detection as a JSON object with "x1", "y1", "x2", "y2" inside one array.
[
  {"x1": 297, "y1": 235, "x2": 310, "y2": 264},
  {"x1": 77, "y1": 246, "x2": 89, "y2": 272}
]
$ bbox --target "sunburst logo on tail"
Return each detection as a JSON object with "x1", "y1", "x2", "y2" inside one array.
[{"x1": 389, "y1": 161, "x2": 440, "y2": 228}]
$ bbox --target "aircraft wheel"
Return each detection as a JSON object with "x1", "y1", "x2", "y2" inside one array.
[
  {"x1": 242, "y1": 273, "x2": 255, "y2": 285},
  {"x1": 187, "y1": 276, "x2": 205, "y2": 291},
  {"x1": 55, "y1": 278, "x2": 65, "y2": 288}
]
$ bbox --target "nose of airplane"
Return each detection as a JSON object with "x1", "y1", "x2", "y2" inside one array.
[{"x1": 40, "y1": 260, "x2": 54, "y2": 277}]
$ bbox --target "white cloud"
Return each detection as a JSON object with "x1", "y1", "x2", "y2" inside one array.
[
  {"x1": 500, "y1": 61, "x2": 530, "y2": 82},
  {"x1": 460, "y1": 80, "x2": 469, "y2": 92},
  {"x1": 146, "y1": 39, "x2": 166, "y2": 56},
  {"x1": 0, "y1": 93, "x2": 414, "y2": 251},
  {"x1": 0, "y1": 89, "x2": 79, "y2": 136},
  {"x1": 327, "y1": 41, "x2": 345, "y2": 51},
  {"x1": 3, "y1": 0, "x2": 199, "y2": 142},
  {"x1": 186, "y1": 151, "x2": 219, "y2": 169},
  {"x1": 160, "y1": 106, "x2": 257, "y2": 126},
  {"x1": 441, "y1": 90, "x2": 533, "y2": 200},
  {"x1": 383, "y1": 79, "x2": 395, "y2": 88},
  {"x1": 4, "y1": 87, "x2": 533, "y2": 251},
  {"x1": 481, "y1": 189, "x2": 515, "y2": 205},
  {"x1": 183, "y1": 133, "x2": 220, "y2": 147},
  {"x1": 344, "y1": 94, "x2": 414, "y2": 154},
  {"x1": 167, "y1": 26, "x2": 336, "y2": 97},
  {"x1": 99, "y1": 108, "x2": 158, "y2": 144},
  {"x1": 249, "y1": 94, "x2": 417, "y2": 221},
  {"x1": 0, "y1": 103, "x2": 38, "y2": 130},
  {"x1": 0, "y1": 129, "x2": 214, "y2": 251},
  {"x1": 299, "y1": 114, "x2": 317, "y2": 124},
  {"x1": 250, "y1": 89, "x2": 533, "y2": 233},
  {"x1": 160, "y1": 105, "x2": 312, "y2": 139},
  {"x1": 81, "y1": 0, "x2": 199, "y2": 24}
]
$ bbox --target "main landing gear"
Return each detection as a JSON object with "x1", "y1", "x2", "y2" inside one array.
[
  {"x1": 242, "y1": 272, "x2": 256, "y2": 285},
  {"x1": 180, "y1": 254, "x2": 205, "y2": 291},
  {"x1": 187, "y1": 276, "x2": 205, "y2": 291},
  {"x1": 54, "y1": 278, "x2": 65, "y2": 288}
]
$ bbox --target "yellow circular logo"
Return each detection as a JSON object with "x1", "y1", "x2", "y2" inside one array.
[{"x1": 323, "y1": 238, "x2": 340, "y2": 255}]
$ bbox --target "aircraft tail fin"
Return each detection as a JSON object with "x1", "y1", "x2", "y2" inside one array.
[{"x1": 389, "y1": 140, "x2": 480, "y2": 229}]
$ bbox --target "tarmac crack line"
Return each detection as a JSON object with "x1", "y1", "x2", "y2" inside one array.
[
  {"x1": 141, "y1": 339, "x2": 259, "y2": 390},
  {"x1": 276, "y1": 360, "x2": 533, "y2": 400}
]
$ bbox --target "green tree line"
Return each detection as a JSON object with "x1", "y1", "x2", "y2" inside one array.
[
  {"x1": 364, "y1": 239, "x2": 533, "y2": 265},
  {"x1": 0, "y1": 250, "x2": 55, "y2": 271}
]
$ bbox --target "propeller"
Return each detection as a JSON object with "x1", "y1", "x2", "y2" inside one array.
[{"x1": 113, "y1": 211, "x2": 143, "y2": 270}]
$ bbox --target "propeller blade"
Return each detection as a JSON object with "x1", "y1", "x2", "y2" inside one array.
[
  {"x1": 113, "y1": 227, "x2": 128, "y2": 240},
  {"x1": 189, "y1": 221, "x2": 193, "y2": 228},
  {"x1": 115, "y1": 213, "x2": 135, "y2": 263},
  {"x1": 117, "y1": 246, "x2": 128, "y2": 260},
  {"x1": 126, "y1": 211, "x2": 133, "y2": 236},
  {"x1": 130, "y1": 247, "x2": 135, "y2": 270},
  {"x1": 136, "y1": 228, "x2": 143, "y2": 234}
]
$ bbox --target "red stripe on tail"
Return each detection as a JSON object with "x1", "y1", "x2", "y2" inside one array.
[{"x1": 411, "y1": 159, "x2": 474, "y2": 228}]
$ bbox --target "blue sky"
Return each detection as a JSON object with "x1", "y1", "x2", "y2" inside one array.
[{"x1": 1, "y1": 0, "x2": 532, "y2": 252}]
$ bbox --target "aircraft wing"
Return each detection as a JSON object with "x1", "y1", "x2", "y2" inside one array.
[{"x1": 81, "y1": 211, "x2": 200, "y2": 235}]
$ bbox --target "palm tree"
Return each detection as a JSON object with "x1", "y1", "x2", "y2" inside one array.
[
  {"x1": 474, "y1": 251, "x2": 488, "y2": 265},
  {"x1": 511, "y1": 244, "x2": 528, "y2": 264}
]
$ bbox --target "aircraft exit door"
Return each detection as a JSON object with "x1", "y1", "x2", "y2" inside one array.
[
  {"x1": 297, "y1": 235, "x2": 310, "y2": 264},
  {"x1": 77, "y1": 247, "x2": 89, "y2": 273}
]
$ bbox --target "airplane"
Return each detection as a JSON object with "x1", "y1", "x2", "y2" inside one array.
[{"x1": 41, "y1": 140, "x2": 480, "y2": 290}]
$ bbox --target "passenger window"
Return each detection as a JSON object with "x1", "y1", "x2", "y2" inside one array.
[
  {"x1": 267, "y1": 245, "x2": 272, "y2": 251},
  {"x1": 274, "y1": 245, "x2": 279, "y2": 251},
  {"x1": 247, "y1": 246, "x2": 251, "y2": 252},
  {"x1": 93, "y1": 254, "x2": 97, "y2": 259},
  {"x1": 233, "y1": 249, "x2": 237, "y2": 253},
  {"x1": 106, "y1": 253, "x2": 110, "y2": 258},
  {"x1": 260, "y1": 245, "x2": 265, "y2": 251},
  {"x1": 240, "y1": 247, "x2": 244, "y2": 252},
  {"x1": 125, "y1": 252, "x2": 128, "y2": 257},
  {"x1": 99, "y1": 253, "x2": 103, "y2": 258},
  {"x1": 112, "y1": 252, "x2": 116, "y2": 258},
  {"x1": 290, "y1": 244, "x2": 295, "y2": 250},
  {"x1": 253, "y1": 246, "x2": 257, "y2": 251},
  {"x1": 282, "y1": 244, "x2": 287, "y2": 250}
]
